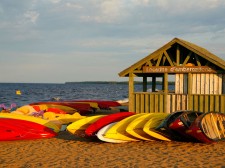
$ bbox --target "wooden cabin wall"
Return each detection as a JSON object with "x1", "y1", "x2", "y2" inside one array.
[
  {"x1": 191, "y1": 73, "x2": 223, "y2": 94},
  {"x1": 175, "y1": 74, "x2": 188, "y2": 94},
  {"x1": 175, "y1": 73, "x2": 224, "y2": 94},
  {"x1": 223, "y1": 74, "x2": 225, "y2": 94}
]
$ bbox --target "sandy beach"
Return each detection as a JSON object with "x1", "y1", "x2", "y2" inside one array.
[{"x1": 0, "y1": 130, "x2": 225, "y2": 168}]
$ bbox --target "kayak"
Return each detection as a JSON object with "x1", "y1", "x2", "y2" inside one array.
[
  {"x1": 0, "y1": 118, "x2": 57, "y2": 141},
  {"x1": 85, "y1": 112, "x2": 135, "y2": 137},
  {"x1": 186, "y1": 112, "x2": 225, "y2": 143}
]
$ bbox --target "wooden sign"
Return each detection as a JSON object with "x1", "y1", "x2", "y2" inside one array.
[{"x1": 143, "y1": 66, "x2": 217, "y2": 73}]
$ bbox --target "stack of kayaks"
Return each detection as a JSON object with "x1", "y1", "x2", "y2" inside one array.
[
  {"x1": 66, "y1": 111, "x2": 225, "y2": 143},
  {"x1": 1, "y1": 106, "x2": 224, "y2": 143},
  {"x1": 30, "y1": 99, "x2": 122, "y2": 115},
  {"x1": 0, "y1": 107, "x2": 85, "y2": 141},
  {"x1": 67, "y1": 112, "x2": 170, "y2": 143}
]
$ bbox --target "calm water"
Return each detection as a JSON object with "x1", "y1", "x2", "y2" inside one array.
[
  {"x1": 0, "y1": 83, "x2": 174, "y2": 108},
  {"x1": 0, "y1": 83, "x2": 131, "y2": 108}
]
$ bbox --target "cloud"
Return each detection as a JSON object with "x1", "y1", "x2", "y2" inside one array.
[
  {"x1": 78, "y1": 0, "x2": 130, "y2": 23},
  {"x1": 65, "y1": 2, "x2": 82, "y2": 9},
  {"x1": 0, "y1": 0, "x2": 225, "y2": 82},
  {"x1": 49, "y1": 0, "x2": 61, "y2": 4},
  {"x1": 24, "y1": 10, "x2": 40, "y2": 24}
]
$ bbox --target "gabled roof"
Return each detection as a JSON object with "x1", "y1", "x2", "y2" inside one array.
[{"x1": 119, "y1": 37, "x2": 225, "y2": 77}]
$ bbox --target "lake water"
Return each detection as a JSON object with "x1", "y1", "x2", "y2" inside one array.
[{"x1": 0, "y1": 83, "x2": 174, "y2": 108}]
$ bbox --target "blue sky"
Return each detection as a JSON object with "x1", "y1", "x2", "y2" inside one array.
[{"x1": 0, "y1": 0, "x2": 225, "y2": 83}]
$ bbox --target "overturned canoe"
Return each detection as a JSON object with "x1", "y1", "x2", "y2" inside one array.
[
  {"x1": 186, "y1": 112, "x2": 225, "y2": 143},
  {"x1": 169, "y1": 111, "x2": 203, "y2": 142},
  {"x1": 153, "y1": 111, "x2": 186, "y2": 141},
  {"x1": 0, "y1": 118, "x2": 57, "y2": 141}
]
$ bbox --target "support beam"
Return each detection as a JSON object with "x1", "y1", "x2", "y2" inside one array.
[
  {"x1": 162, "y1": 55, "x2": 167, "y2": 65},
  {"x1": 156, "y1": 52, "x2": 163, "y2": 66},
  {"x1": 194, "y1": 53, "x2": 201, "y2": 66},
  {"x1": 183, "y1": 51, "x2": 192, "y2": 65},
  {"x1": 129, "y1": 73, "x2": 135, "y2": 112},
  {"x1": 164, "y1": 73, "x2": 168, "y2": 113},
  {"x1": 143, "y1": 76, "x2": 147, "y2": 92},
  {"x1": 147, "y1": 60, "x2": 153, "y2": 66},
  {"x1": 164, "y1": 51, "x2": 174, "y2": 66},
  {"x1": 176, "y1": 45, "x2": 180, "y2": 66},
  {"x1": 188, "y1": 73, "x2": 192, "y2": 110},
  {"x1": 152, "y1": 76, "x2": 156, "y2": 92},
  {"x1": 164, "y1": 73, "x2": 168, "y2": 93}
]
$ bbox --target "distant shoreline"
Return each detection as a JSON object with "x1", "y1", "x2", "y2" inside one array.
[
  {"x1": 0, "y1": 81, "x2": 175, "y2": 85},
  {"x1": 65, "y1": 81, "x2": 175, "y2": 85}
]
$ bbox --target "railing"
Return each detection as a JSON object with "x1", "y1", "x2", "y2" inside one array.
[{"x1": 132, "y1": 92, "x2": 225, "y2": 113}]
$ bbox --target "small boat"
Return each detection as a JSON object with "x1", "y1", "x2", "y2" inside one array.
[
  {"x1": 16, "y1": 104, "x2": 78, "y2": 115},
  {"x1": 43, "y1": 112, "x2": 86, "y2": 124},
  {"x1": 0, "y1": 113, "x2": 60, "y2": 133},
  {"x1": 71, "y1": 100, "x2": 121, "y2": 109},
  {"x1": 30, "y1": 102, "x2": 92, "y2": 115},
  {"x1": 153, "y1": 111, "x2": 190, "y2": 141},
  {"x1": 96, "y1": 122, "x2": 129, "y2": 143},
  {"x1": 0, "y1": 118, "x2": 57, "y2": 141},
  {"x1": 66, "y1": 115, "x2": 105, "y2": 137},
  {"x1": 169, "y1": 111, "x2": 203, "y2": 141},
  {"x1": 142, "y1": 113, "x2": 170, "y2": 141},
  {"x1": 127, "y1": 113, "x2": 168, "y2": 141},
  {"x1": 186, "y1": 112, "x2": 225, "y2": 143},
  {"x1": 85, "y1": 112, "x2": 135, "y2": 137},
  {"x1": 103, "y1": 114, "x2": 145, "y2": 142}
]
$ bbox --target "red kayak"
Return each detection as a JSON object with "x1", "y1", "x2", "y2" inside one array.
[
  {"x1": 169, "y1": 111, "x2": 203, "y2": 142},
  {"x1": 0, "y1": 118, "x2": 57, "y2": 141},
  {"x1": 71, "y1": 100, "x2": 121, "y2": 109},
  {"x1": 32, "y1": 105, "x2": 67, "y2": 114},
  {"x1": 155, "y1": 110, "x2": 187, "y2": 141},
  {"x1": 85, "y1": 112, "x2": 135, "y2": 137},
  {"x1": 30, "y1": 101, "x2": 92, "y2": 115},
  {"x1": 186, "y1": 112, "x2": 225, "y2": 143}
]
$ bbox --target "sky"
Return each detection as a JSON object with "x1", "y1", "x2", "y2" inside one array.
[{"x1": 0, "y1": 0, "x2": 225, "y2": 83}]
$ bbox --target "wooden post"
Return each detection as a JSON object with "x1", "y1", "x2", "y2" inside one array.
[
  {"x1": 188, "y1": 73, "x2": 192, "y2": 110},
  {"x1": 164, "y1": 73, "x2": 168, "y2": 113},
  {"x1": 129, "y1": 73, "x2": 135, "y2": 112},
  {"x1": 143, "y1": 76, "x2": 147, "y2": 92},
  {"x1": 176, "y1": 44, "x2": 180, "y2": 66},
  {"x1": 152, "y1": 76, "x2": 156, "y2": 92}
]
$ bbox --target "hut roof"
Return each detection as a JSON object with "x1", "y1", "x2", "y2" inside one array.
[{"x1": 119, "y1": 37, "x2": 225, "y2": 77}]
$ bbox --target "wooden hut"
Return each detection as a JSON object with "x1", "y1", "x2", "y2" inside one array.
[{"x1": 119, "y1": 38, "x2": 225, "y2": 113}]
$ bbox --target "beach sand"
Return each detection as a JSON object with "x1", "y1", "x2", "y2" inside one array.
[{"x1": 0, "y1": 131, "x2": 225, "y2": 168}]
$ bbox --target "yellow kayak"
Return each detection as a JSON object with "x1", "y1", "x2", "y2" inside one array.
[
  {"x1": 104, "y1": 113, "x2": 146, "y2": 141},
  {"x1": 67, "y1": 115, "x2": 105, "y2": 137},
  {"x1": 97, "y1": 122, "x2": 129, "y2": 143},
  {"x1": 143, "y1": 113, "x2": 171, "y2": 141},
  {"x1": 15, "y1": 105, "x2": 37, "y2": 115},
  {"x1": 43, "y1": 112, "x2": 86, "y2": 124},
  {"x1": 36, "y1": 104, "x2": 78, "y2": 114},
  {"x1": 0, "y1": 113, "x2": 60, "y2": 133},
  {"x1": 15, "y1": 104, "x2": 78, "y2": 115},
  {"x1": 126, "y1": 113, "x2": 165, "y2": 141}
]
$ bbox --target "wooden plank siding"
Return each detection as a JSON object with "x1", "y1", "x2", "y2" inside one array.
[
  {"x1": 223, "y1": 74, "x2": 225, "y2": 94},
  {"x1": 132, "y1": 93, "x2": 225, "y2": 114},
  {"x1": 175, "y1": 73, "x2": 224, "y2": 95}
]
